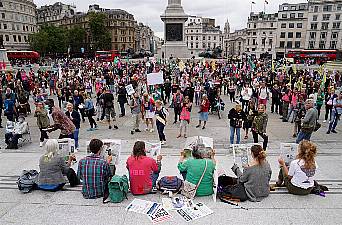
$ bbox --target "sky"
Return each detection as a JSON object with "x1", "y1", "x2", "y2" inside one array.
[{"x1": 34, "y1": 0, "x2": 305, "y2": 38}]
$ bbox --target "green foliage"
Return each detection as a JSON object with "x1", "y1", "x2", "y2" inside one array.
[
  {"x1": 88, "y1": 12, "x2": 112, "y2": 51},
  {"x1": 67, "y1": 26, "x2": 86, "y2": 53}
]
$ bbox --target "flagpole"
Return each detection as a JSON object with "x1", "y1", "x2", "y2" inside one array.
[{"x1": 264, "y1": 2, "x2": 266, "y2": 13}]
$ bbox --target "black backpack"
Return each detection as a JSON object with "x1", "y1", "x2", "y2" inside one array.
[
  {"x1": 17, "y1": 170, "x2": 39, "y2": 193},
  {"x1": 217, "y1": 175, "x2": 248, "y2": 202}
]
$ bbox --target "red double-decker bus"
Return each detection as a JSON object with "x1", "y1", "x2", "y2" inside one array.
[
  {"x1": 7, "y1": 51, "x2": 40, "y2": 61},
  {"x1": 95, "y1": 50, "x2": 120, "y2": 62},
  {"x1": 286, "y1": 49, "x2": 341, "y2": 63}
]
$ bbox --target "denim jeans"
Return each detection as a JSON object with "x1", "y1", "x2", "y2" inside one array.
[
  {"x1": 296, "y1": 131, "x2": 312, "y2": 144},
  {"x1": 328, "y1": 110, "x2": 340, "y2": 132},
  {"x1": 73, "y1": 128, "x2": 79, "y2": 148},
  {"x1": 151, "y1": 172, "x2": 160, "y2": 187},
  {"x1": 230, "y1": 126, "x2": 241, "y2": 144}
]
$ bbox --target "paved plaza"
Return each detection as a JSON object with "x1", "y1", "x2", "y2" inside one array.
[{"x1": 0, "y1": 95, "x2": 341, "y2": 225}]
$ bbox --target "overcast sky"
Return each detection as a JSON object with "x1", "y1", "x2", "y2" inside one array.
[{"x1": 34, "y1": 0, "x2": 304, "y2": 38}]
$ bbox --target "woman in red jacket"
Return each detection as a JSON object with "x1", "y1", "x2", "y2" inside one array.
[{"x1": 196, "y1": 94, "x2": 210, "y2": 129}]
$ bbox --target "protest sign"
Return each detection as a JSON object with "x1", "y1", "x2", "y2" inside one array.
[
  {"x1": 232, "y1": 144, "x2": 249, "y2": 168},
  {"x1": 147, "y1": 72, "x2": 164, "y2": 85},
  {"x1": 176, "y1": 203, "x2": 213, "y2": 222},
  {"x1": 125, "y1": 84, "x2": 135, "y2": 95},
  {"x1": 139, "y1": 140, "x2": 161, "y2": 159},
  {"x1": 184, "y1": 136, "x2": 214, "y2": 159},
  {"x1": 86, "y1": 139, "x2": 121, "y2": 165},
  {"x1": 280, "y1": 143, "x2": 298, "y2": 165},
  {"x1": 57, "y1": 138, "x2": 75, "y2": 156}
]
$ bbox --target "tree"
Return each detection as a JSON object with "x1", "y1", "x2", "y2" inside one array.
[
  {"x1": 88, "y1": 12, "x2": 112, "y2": 51},
  {"x1": 67, "y1": 26, "x2": 86, "y2": 54}
]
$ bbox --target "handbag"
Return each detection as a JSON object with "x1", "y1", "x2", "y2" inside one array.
[{"x1": 182, "y1": 160, "x2": 208, "y2": 199}]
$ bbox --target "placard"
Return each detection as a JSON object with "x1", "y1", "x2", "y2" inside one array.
[
  {"x1": 57, "y1": 138, "x2": 75, "y2": 156},
  {"x1": 184, "y1": 136, "x2": 214, "y2": 159},
  {"x1": 139, "y1": 140, "x2": 161, "y2": 159},
  {"x1": 147, "y1": 72, "x2": 164, "y2": 85},
  {"x1": 162, "y1": 197, "x2": 194, "y2": 211},
  {"x1": 86, "y1": 139, "x2": 121, "y2": 166},
  {"x1": 232, "y1": 144, "x2": 249, "y2": 168},
  {"x1": 125, "y1": 84, "x2": 135, "y2": 95},
  {"x1": 280, "y1": 143, "x2": 298, "y2": 165}
]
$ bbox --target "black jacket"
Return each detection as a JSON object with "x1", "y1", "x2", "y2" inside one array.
[
  {"x1": 228, "y1": 108, "x2": 246, "y2": 128},
  {"x1": 65, "y1": 110, "x2": 81, "y2": 129}
]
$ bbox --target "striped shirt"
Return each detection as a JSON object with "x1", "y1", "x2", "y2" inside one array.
[{"x1": 77, "y1": 155, "x2": 111, "y2": 199}]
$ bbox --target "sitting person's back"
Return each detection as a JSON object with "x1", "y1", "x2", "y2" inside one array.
[
  {"x1": 178, "y1": 147, "x2": 216, "y2": 197},
  {"x1": 232, "y1": 145, "x2": 272, "y2": 201},
  {"x1": 38, "y1": 139, "x2": 79, "y2": 191},
  {"x1": 126, "y1": 141, "x2": 162, "y2": 195},
  {"x1": 77, "y1": 139, "x2": 112, "y2": 199}
]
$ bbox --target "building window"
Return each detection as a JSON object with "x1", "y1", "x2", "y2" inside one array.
[
  {"x1": 313, "y1": 15, "x2": 318, "y2": 21},
  {"x1": 320, "y1": 32, "x2": 327, "y2": 39},
  {"x1": 323, "y1": 5, "x2": 332, "y2": 12},
  {"x1": 311, "y1": 23, "x2": 318, "y2": 30},
  {"x1": 213, "y1": 36, "x2": 216, "y2": 41},
  {"x1": 0, "y1": 2, "x2": 3, "y2": 7},
  {"x1": 330, "y1": 41, "x2": 337, "y2": 49},
  {"x1": 252, "y1": 39, "x2": 256, "y2": 45},
  {"x1": 282, "y1": 14, "x2": 287, "y2": 19},
  {"x1": 196, "y1": 43, "x2": 198, "y2": 49},
  {"x1": 331, "y1": 32, "x2": 338, "y2": 39},
  {"x1": 13, "y1": 35, "x2": 17, "y2": 42},
  {"x1": 296, "y1": 32, "x2": 301, "y2": 38},
  {"x1": 289, "y1": 23, "x2": 294, "y2": 28},
  {"x1": 5, "y1": 35, "x2": 9, "y2": 41},
  {"x1": 280, "y1": 32, "x2": 286, "y2": 38},
  {"x1": 3, "y1": 23, "x2": 7, "y2": 29},
  {"x1": 203, "y1": 36, "x2": 205, "y2": 40},
  {"x1": 18, "y1": 35, "x2": 21, "y2": 42},
  {"x1": 190, "y1": 43, "x2": 193, "y2": 48},
  {"x1": 308, "y1": 41, "x2": 315, "y2": 49},
  {"x1": 297, "y1": 23, "x2": 303, "y2": 28},
  {"x1": 288, "y1": 32, "x2": 293, "y2": 38},
  {"x1": 254, "y1": 24, "x2": 256, "y2": 28},
  {"x1": 270, "y1": 23, "x2": 274, "y2": 27},
  {"x1": 319, "y1": 41, "x2": 326, "y2": 49},
  {"x1": 196, "y1": 36, "x2": 198, "y2": 41},
  {"x1": 298, "y1": 13, "x2": 304, "y2": 18},
  {"x1": 321, "y1": 22, "x2": 329, "y2": 30},
  {"x1": 314, "y1": 6, "x2": 319, "y2": 12},
  {"x1": 1, "y1": 13, "x2": 4, "y2": 19},
  {"x1": 253, "y1": 32, "x2": 256, "y2": 35},
  {"x1": 336, "y1": 14, "x2": 341, "y2": 20},
  {"x1": 295, "y1": 41, "x2": 301, "y2": 48},
  {"x1": 338, "y1": 4, "x2": 342, "y2": 10},
  {"x1": 322, "y1": 14, "x2": 331, "y2": 21},
  {"x1": 281, "y1": 23, "x2": 286, "y2": 28},
  {"x1": 333, "y1": 22, "x2": 341, "y2": 29},
  {"x1": 290, "y1": 13, "x2": 295, "y2": 19},
  {"x1": 287, "y1": 41, "x2": 293, "y2": 49},
  {"x1": 269, "y1": 39, "x2": 273, "y2": 47}
]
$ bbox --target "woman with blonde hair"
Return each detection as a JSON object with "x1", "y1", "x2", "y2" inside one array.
[
  {"x1": 277, "y1": 140, "x2": 318, "y2": 195},
  {"x1": 37, "y1": 139, "x2": 79, "y2": 191}
]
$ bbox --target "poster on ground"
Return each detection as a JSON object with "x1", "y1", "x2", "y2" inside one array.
[
  {"x1": 162, "y1": 197, "x2": 194, "y2": 211},
  {"x1": 147, "y1": 72, "x2": 164, "y2": 85},
  {"x1": 280, "y1": 143, "x2": 298, "y2": 165},
  {"x1": 147, "y1": 206, "x2": 172, "y2": 224},
  {"x1": 126, "y1": 199, "x2": 160, "y2": 215},
  {"x1": 57, "y1": 138, "x2": 75, "y2": 156},
  {"x1": 176, "y1": 203, "x2": 213, "y2": 222},
  {"x1": 86, "y1": 139, "x2": 122, "y2": 165}
]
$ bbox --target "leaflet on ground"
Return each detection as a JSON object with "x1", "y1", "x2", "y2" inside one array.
[{"x1": 176, "y1": 202, "x2": 213, "y2": 222}]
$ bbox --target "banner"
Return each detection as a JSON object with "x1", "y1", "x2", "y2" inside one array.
[
  {"x1": 184, "y1": 136, "x2": 214, "y2": 159},
  {"x1": 147, "y1": 72, "x2": 164, "y2": 85}
]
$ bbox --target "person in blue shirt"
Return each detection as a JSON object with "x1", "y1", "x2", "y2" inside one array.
[
  {"x1": 4, "y1": 93, "x2": 16, "y2": 122},
  {"x1": 84, "y1": 94, "x2": 97, "y2": 131}
]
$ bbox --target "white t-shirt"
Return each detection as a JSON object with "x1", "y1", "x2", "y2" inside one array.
[
  {"x1": 259, "y1": 87, "x2": 268, "y2": 100},
  {"x1": 288, "y1": 159, "x2": 317, "y2": 189}
]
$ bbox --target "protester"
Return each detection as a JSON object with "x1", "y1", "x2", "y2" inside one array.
[
  {"x1": 38, "y1": 139, "x2": 79, "y2": 191},
  {"x1": 103, "y1": 88, "x2": 118, "y2": 130},
  {"x1": 178, "y1": 98, "x2": 191, "y2": 138},
  {"x1": 65, "y1": 103, "x2": 81, "y2": 150},
  {"x1": 117, "y1": 83, "x2": 128, "y2": 117},
  {"x1": 277, "y1": 140, "x2": 317, "y2": 195},
  {"x1": 130, "y1": 92, "x2": 142, "y2": 135},
  {"x1": 196, "y1": 94, "x2": 210, "y2": 129},
  {"x1": 77, "y1": 139, "x2": 113, "y2": 199},
  {"x1": 126, "y1": 141, "x2": 162, "y2": 195},
  {"x1": 228, "y1": 101, "x2": 246, "y2": 145},
  {"x1": 244, "y1": 100, "x2": 257, "y2": 140},
  {"x1": 4, "y1": 93, "x2": 16, "y2": 122},
  {"x1": 251, "y1": 104, "x2": 269, "y2": 150},
  {"x1": 173, "y1": 88, "x2": 183, "y2": 124},
  {"x1": 34, "y1": 101, "x2": 50, "y2": 147},
  {"x1": 5, "y1": 115, "x2": 28, "y2": 149},
  {"x1": 178, "y1": 145, "x2": 216, "y2": 197},
  {"x1": 327, "y1": 91, "x2": 341, "y2": 134},
  {"x1": 155, "y1": 100, "x2": 168, "y2": 145},
  {"x1": 324, "y1": 87, "x2": 337, "y2": 123},
  {"x1": 142, "y1": 93, "x2": 155, "y2": 132},
  {"x1": 84, "y1": 94, "x2": 97, "y2": 131},
  {"x1": 296, "y1": 99, "x2": 318, "y2": 143}
]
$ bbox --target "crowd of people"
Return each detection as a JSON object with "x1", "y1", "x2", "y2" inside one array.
[{"x1": 1, "y1": 55, "x2": 341, "y2": 201}]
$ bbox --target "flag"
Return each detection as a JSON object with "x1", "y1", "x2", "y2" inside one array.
[
  {"x1": 271, "y1": 60, "x2": 275, "y2": 72},
  {"x1": 265, "y1": 0, "x2": 269, "y2": 4}
]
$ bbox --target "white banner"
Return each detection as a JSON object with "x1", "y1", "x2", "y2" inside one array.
[{"x1": 147, "y1": 72, "x2": 164, "y2": 85}]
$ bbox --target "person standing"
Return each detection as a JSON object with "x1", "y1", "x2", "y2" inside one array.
[
  {"x1": 324, "y1": 87, "x2": 337, "y2": 123},
  {"x1": 258, "y1": 82, "x2": 269, "y2": 107},
  {"x1": 271, "y1": 84, "x2": 281, "y2": 114},
  {"x1": 65, "y1": 103, "x2": 81, "y2": 151},
  {"x1": 173, "y1": 88, "x2": 183, "y2": 124},
  {"x1": 228, "y1": 102, "x2": 246, "y2": 145},
  {"x1": 251, "y1": 104, "x2": 269, "y2": 150},
  {"x1": 296, "y1": 99, "x2": 318, "y2": 143},
  {"x1": 34, "y1": 102, "x2": 50, "y2": 147},
  {"x1": 103, "y1": 88, "x2": 118, "y2": 130},
  {"x1": 155, "y1": 100, "x2": 168, "y2": 145},
  {"x1": 178, "y1": 100, "x2": 191, "y2": 138},
  {"x1": 327, "y1": 91, "x2": 342, "y2": 134},
  {"x1": 142, "y1": 93, "x2": 155, "y2": 132},
  {"x1": 164, "y1": 79, "x2": 172, "y2": 104},
  {"x1": 130, "y1": 92, "x2": 142, "y2": 135},
  {"x1": 196, "y1": 94, "x2": 210, "y2": 129},
  {"x1": 315, "y1": 89, "x2": 324, "y2": 120},
  {"x1": 84, "y1": 94, "x2": 97, "y2": 131},
  {"x1": 117, "y1": 83, "x2": 128, "y2": 117}
]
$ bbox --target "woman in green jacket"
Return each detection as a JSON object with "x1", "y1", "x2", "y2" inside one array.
[
  {"x1": 34, "y1": 102, "x2": 50, "y2": 147},
  {"x1": 178, "y1": 146, "x2": 216, "y2": 197}
]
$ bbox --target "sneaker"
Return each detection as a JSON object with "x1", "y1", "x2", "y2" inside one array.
[
  {"x1": 114, "y1": 125, "x2": 118, "y2": 129},
  {"x1": 94, "y1": 126, "x2": 98, "y2": 130},
  {"x1": 87, "y1": 128, "x2": 94, "y2": 132},
  {"x1": 150, "y1": 129, "x2": 154, "y2": 133},
  {"x1": 135, "y1": 129, "x2": 141, "y2": 132},
  {"x1": 331, "y1": 130, "x2": 337, "y2": 134},
  {"x1": 131, "y1": 131, "x2": 134, "y2": 135},
  {"x1": 202, "y1": 126, "x2": 206, "y2": 129},
  {"x1": 161, "y1": 141, "x2": 166, "y2": 145},
  {"x1": 323, "y1": 120, "x2": 327, "y2": 123},
  {"x1": 39, "y1": 142, "x2": 43, "y2": 147},
  {"x1": 109, "y1": 126, "x2": 112, "y2": 130},
  {"x1": 145, "y1": 128, "x2": 149, "y2": 131},
  {"x1": 326, "y1": 131, "x2": 330, "y2": 134},
  {"x1": 196, "y1": 125, "x2": 201, "y2": 128}
]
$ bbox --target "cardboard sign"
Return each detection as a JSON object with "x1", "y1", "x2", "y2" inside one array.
[
  {"x1": 176, "y1": 203, "x2": 213, "y2": 222},
  {"x1": 280, "y1": 143, "x2": 298, "y2": 165},
  {"x1": 125, "y1": 84, "x2": 135, "y2": 95},
  {"x1": 147, "y1": 72, "x2": 164, "y2": 85}
]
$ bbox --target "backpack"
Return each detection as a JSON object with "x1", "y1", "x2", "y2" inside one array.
[
  {"x1": 108, "y1": 175, "x2": 129, "y2": 203},
  {"x1": 157, "y1": 176, "x2": 183, "y2": 193},
  {"x1": 217, "y1": 175, "x2": 248, "y2": 202},
  {"x1": 17, "y1": 170, "x2": 39, "y2": 193}
]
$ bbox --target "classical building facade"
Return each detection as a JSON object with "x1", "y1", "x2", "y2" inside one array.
[
  {"x1": 276, "y1": 3, "x2": 309, "y2": 58},
  {"x1": 228, "y1": 29, "x2": 247, "y2": 57},
  {"x1": 245, "y1": 12, "x2": 278, "y2": 58},
  {"x1": 184, "y1": 16, "x2": 222, "y2": 56},
  {"x1": 135, "y1": 23, "x2": 155, "y2": 53},
  {"x1": 0, "y1": 0, "x2": 37, "y2": 50},
  {"x1": 37, "y1": 2, "x2": 75, "y2": 26},
  {"x1": 306, "y1": 0, "x2": 342, "y2": 50}
]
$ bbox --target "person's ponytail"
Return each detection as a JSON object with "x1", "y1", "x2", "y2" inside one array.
[{"x1": 251, "y1": 145, "x2": 266, "y2": 164}]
